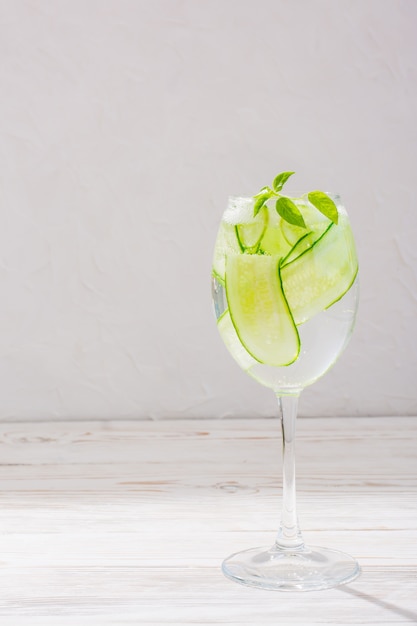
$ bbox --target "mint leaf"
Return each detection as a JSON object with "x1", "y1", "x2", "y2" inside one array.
[
  {"x1": 308, "y1": 191, "x2": 339, "y2": 225},
  {"x1": 253, "y1": 190, "x2": 272, "y2": 217},
  {"x1": 272, "y1": 171, "x2": 295, "y2": 193},
  {"x1": 276, "y1": 197, "x2": 306, "y2": 228}
]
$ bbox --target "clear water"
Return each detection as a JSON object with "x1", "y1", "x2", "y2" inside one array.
[{"x1": 212, "y1": 275, "x2": 359, "y2": 394}]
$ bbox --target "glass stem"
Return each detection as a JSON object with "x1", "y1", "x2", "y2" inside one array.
[{"x1": 275, "y1": 393, "x2": 304, "y2": 551}]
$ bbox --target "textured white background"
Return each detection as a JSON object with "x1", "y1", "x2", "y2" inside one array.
[{"x1": 0, "y1": 0, "x2": 416, "y2": 420}]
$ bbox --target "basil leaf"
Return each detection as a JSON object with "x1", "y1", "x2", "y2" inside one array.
[
  {"x1": 272, "y1": 171, "x2": 295, "y2": 193},
  {"x1": 308, "y1": 191, "x2": 339, "y2": 225},
  {"x1": 275, "y1": 197, "x2": 306, "y2": 228},
  {"x1": 257, "y1": 186, "x2": 272, "y2": 194},
  {"x1": 253, "y1": 191, "x2": 271, "y2": 217}
]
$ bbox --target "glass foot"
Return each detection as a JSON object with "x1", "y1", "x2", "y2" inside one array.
[{"x1": 222, "y1": 544, "x2": 361, "y2": 591}]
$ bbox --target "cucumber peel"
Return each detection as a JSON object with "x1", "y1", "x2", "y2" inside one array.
[
  {"x1": 235, "y1": 207, "x2": 268, "y2": 253},
  {"x1": 217, "y1": 309, "x2": 257, "y2": 371},
  {"x1": 212, "y1": 221, "x2": 240, "y2": 282},
  {"x1": 225, "y1": 254, "x2": 300, "y2": 367},
  {"x1": 281, "y1": 216, "x2": 358, "y2": 325}
]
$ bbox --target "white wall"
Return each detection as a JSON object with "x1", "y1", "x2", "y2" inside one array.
[{"x1": 0, "y1": 0, "x2": 415, "y2": 420}]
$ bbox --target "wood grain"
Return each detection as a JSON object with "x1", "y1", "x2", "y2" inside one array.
[{"x1": 0, "y1": 417, "x2": 416, "y2": 624}]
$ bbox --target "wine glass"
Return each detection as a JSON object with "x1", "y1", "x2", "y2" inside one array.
[{"x1": 211, "y1": 185, "x2": 360, "y2": 591}]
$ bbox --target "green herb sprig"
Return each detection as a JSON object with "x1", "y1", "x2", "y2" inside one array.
[{"x1": 253, "y1": 171, "x2": 339, "y2": 227}]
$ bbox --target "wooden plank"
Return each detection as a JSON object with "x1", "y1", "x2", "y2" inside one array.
[{"x1": 0, "y1": 417, "x2": 416, "y2": 623}]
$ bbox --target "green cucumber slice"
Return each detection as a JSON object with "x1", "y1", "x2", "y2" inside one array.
[
  {"x1": 281, "y1": 196, "x2": 330, "y2": 246},
  {"x1": 281, "y1": 224, "x2": 332, "y2": 267},
  {"x1": 212, "y1": 221, "x2": 240, "y2": 282},
  {"x1": 235, "y1": 207, "x2": 267, "y2": 252},
  {"x1": 281, "y1": 216, "x2": 358, "y2": 325},
  {"x1": 259, "y1": 221, "x2": 292, "y2": 256},
  {"x1": 281, "y1": 219, "x2": 307, "y2": 246},
  {"x1": 225, "y1": 254, "x2": 300, "y2": 366},
  {"x1": 217, "y1": 309, "x2": 257, "y2": 371}
]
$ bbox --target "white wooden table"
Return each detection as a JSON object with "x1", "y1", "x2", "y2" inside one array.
[{"x1": 0, "y1": 417, "x2": 416, "y2": 625}]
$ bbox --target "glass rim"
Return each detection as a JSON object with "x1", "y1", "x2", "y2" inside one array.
[{"x1": 228, "y1": 192, "x2": 341, "y2": 201}]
